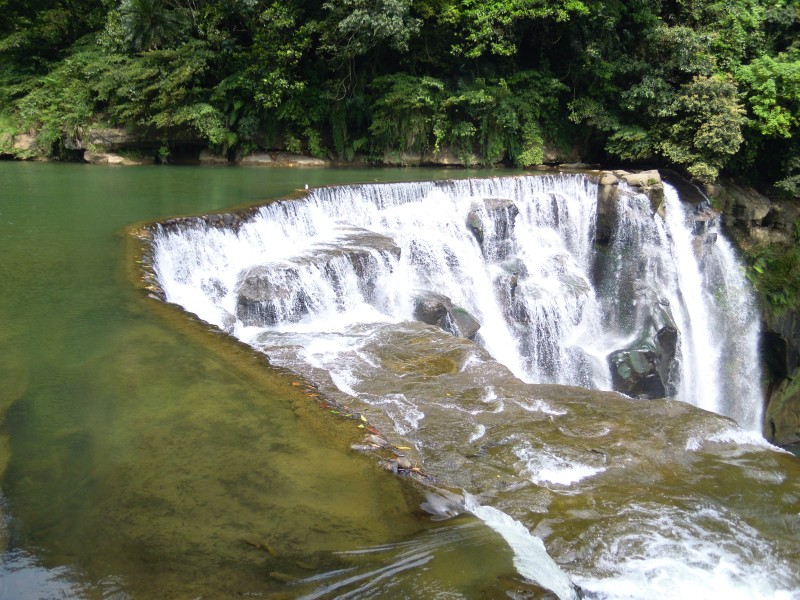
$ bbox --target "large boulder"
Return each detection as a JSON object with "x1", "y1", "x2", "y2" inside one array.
[
  {"x1": 595, "y1": 170, "x2": 665, "y2": 243},
  {"x1": 235, "y1": 264, "x2": 311, "y2": 326},
  {"x1": 273, "y1": 152, "x2": 329, "y2": 167},
  {"x1": 608, "y1": 299, "x2": 679, "y2": 399},
  {"x1": 239, "y1": 152, "x2": 274, "y2": 166},
  {"x1": 620, "y1": 170, "x2": 665, "y2": 211},
  {"x1": 445, "y1": 306, "x2": 481, "y2": 339},
  {"x1": 413, "y1": 291, "x2": 451, "y2": 325},
  {"x1": 84, "y1": 152, "x2": 154, "y2": 166},
  {"x1": 710, "y1": 180, "x2": 779, "y2": 239},
  {"x1": 87, "y1": 127, "x2": 142, "y2": 150},
  {"x1": 411, "y1": 290, "x2": 481, "y2": 339},
  {"x1": 423, "y1": 148, "x2": 481, "y2": 167}
]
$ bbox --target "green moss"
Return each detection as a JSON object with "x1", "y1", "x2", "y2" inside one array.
[{"x1": 745, "y1": 241, "x2": 800, "y2": 316}]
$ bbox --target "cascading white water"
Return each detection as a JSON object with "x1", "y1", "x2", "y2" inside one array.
[
  {"x1": 152, "y1": 173, "x2": 762, "y2": 430},
  {"x1": 148, "y1": 172, "x2": 795, "y2": 599}
]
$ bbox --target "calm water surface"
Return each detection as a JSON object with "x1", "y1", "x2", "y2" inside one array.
[{"x1": 0, "y1": 162, "x2": 515, "y2": 598}]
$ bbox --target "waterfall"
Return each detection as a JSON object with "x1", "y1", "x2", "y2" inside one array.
[{"x1": 152, "y1": 173, "x2": 763, "y2": 430}]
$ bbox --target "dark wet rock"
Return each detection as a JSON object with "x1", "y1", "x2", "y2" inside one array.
[
  {"x1": 413, "y1": 291, "x2": 451, "y2": 325},
  {"x1": 609, "y1": 300, "x2": 679, "y2": 399},
  {"x1": 235, "y1": 265, "x2": 311, "y2": 326},
  {"x1": 691, "y1": 204, "x2": 722, "y2": 234},
  {"x1": 381, "y1": 459, "x2": 399, "y2": 474},
  {"x1": 764, "y1": 310, "x2": 800, "y2": 381},
  {"x1": 466, "y1": 211, "x2": 485, "y2": 245},
  {"x1": 445, "y1": 306, "x2": 481, "y2": 339},
  {"x1": 724, "y1": 182, "x2": 771, "y2": 230},
  {"x1": 596, "y1": 170, "x2": 665, "y2": 244},
  {"x1": 764, "y1": 199, "x2": 800, "y2": 233},
  {"x1": 411, "y1": 290, "x2": 481, "y2": 339},
  {"x1": 595, "y1": 171, "x2": 626, "y2": 244},
  {"x1": 764, "y1": 367, "x2": 800, "y2": 446}
]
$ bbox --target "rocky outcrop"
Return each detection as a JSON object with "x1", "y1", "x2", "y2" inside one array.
[
  {"x1": 87, "y1": 127, "x2": 144, "y2": 150},
  {"x1": 609, "y1": 300, "x2": 679, "y2": 399},
  {"x1": 595, "y1": 169, "x2": 665, "y2": 243},
  {"x1": 13, "y1": 133, "x2": 37, "y2": 152},
  {"x1": 238, "y1": 151, "x2": 330, "y2": 167},
  {"x1": 705, "y1": 180, "x2": 800, "y2": 445},
  {"x1": 466, "y1": 198, "x2": 519, "y2": 260},
  {"x1": 235, "y1": 264, "x2": 311, "y2": 326},
  {"x1": 198, "y1": 149, "x2": 229, "y2": 165},
  {"x1": 84, "y1": 152, "x2": 154, "y2": 166},
  {"x1": 239, "y1": 152, "x2": 274, "y2": 166},
  {"x1": 412, "y1": 290, "x2": 481, "y2": 339},
  {"x1": 382, "y1": 151, "x2": 424, "y2": 167},
  {"x1": 710, "y1": 179, "x2": 797, "y2": 246},
  {"x1": 764, "y1": 367, "x2": 800, "y2": 446},
  {"x1": 424, "y1": 148, "x2": 481, "y2": 167}
]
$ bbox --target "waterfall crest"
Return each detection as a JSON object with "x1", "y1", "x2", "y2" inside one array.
[{"x1": 152, "y1": 173, "x2": 762, "y2": 430}]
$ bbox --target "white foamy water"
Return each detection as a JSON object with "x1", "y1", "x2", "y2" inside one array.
[
  {"x1": 515, "y1": 442, "x2": 606, "y2": 486},
  {"x1": 571, "y1": 503, "x2": 799, "y2": 600},
  {"x1": 464, "y1": 493, "x2": 579, "y2": 600},
  {"x1": 149, "y1": 173, "x2": 788, "y2": 598},
  {"x1": 152, "y1": 174, "x2": 763, "y2": 429}
]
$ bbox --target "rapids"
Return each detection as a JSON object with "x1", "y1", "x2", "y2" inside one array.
[{"x1": 151, "y1": 173, "x2": 800, "y2": 598}]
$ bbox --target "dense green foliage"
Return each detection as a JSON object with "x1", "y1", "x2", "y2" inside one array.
[{"x1": 0, "y1": 0, "x2": 798, "y2": 188}]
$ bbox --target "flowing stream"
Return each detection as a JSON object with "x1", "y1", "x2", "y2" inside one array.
[{"x1": 151, "y1": 173, "x2": 799, "y2": 598}]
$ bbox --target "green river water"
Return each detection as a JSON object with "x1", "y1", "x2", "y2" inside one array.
[{"x1": 0, "y1": 162, "x2": 522, "y2": 599}]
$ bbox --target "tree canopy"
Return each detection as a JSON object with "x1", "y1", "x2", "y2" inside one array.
[{"x1": 0, "y1": 0, "x2": 798, "y2": 191}]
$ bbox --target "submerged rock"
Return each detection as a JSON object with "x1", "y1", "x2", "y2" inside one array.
[{"x1": 420, "y1": 491, "x2": 466, "y2": 521}]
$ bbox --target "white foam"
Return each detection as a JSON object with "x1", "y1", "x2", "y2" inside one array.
[
  {"x1": 685, "y1": 426, "x2": 783, "y2": 452},
  {"x1": 516, "y1": 445, "x2": 605, "y2": 486},
  {"x1": 469, "y1": 425, "x2": 487, "y2": 443},
  {"x1": 369, "y1": 393, "x2": 424, "y2": 435},
  {"x1": 515, "y1": 398, "x2": 567, "y2": 416},
  {"x1": 464, "y1": 493, "x2": 578, "y2": 600},
  {"x1": 572, "y1": 503, "x2": 799, "y2": 600}
]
